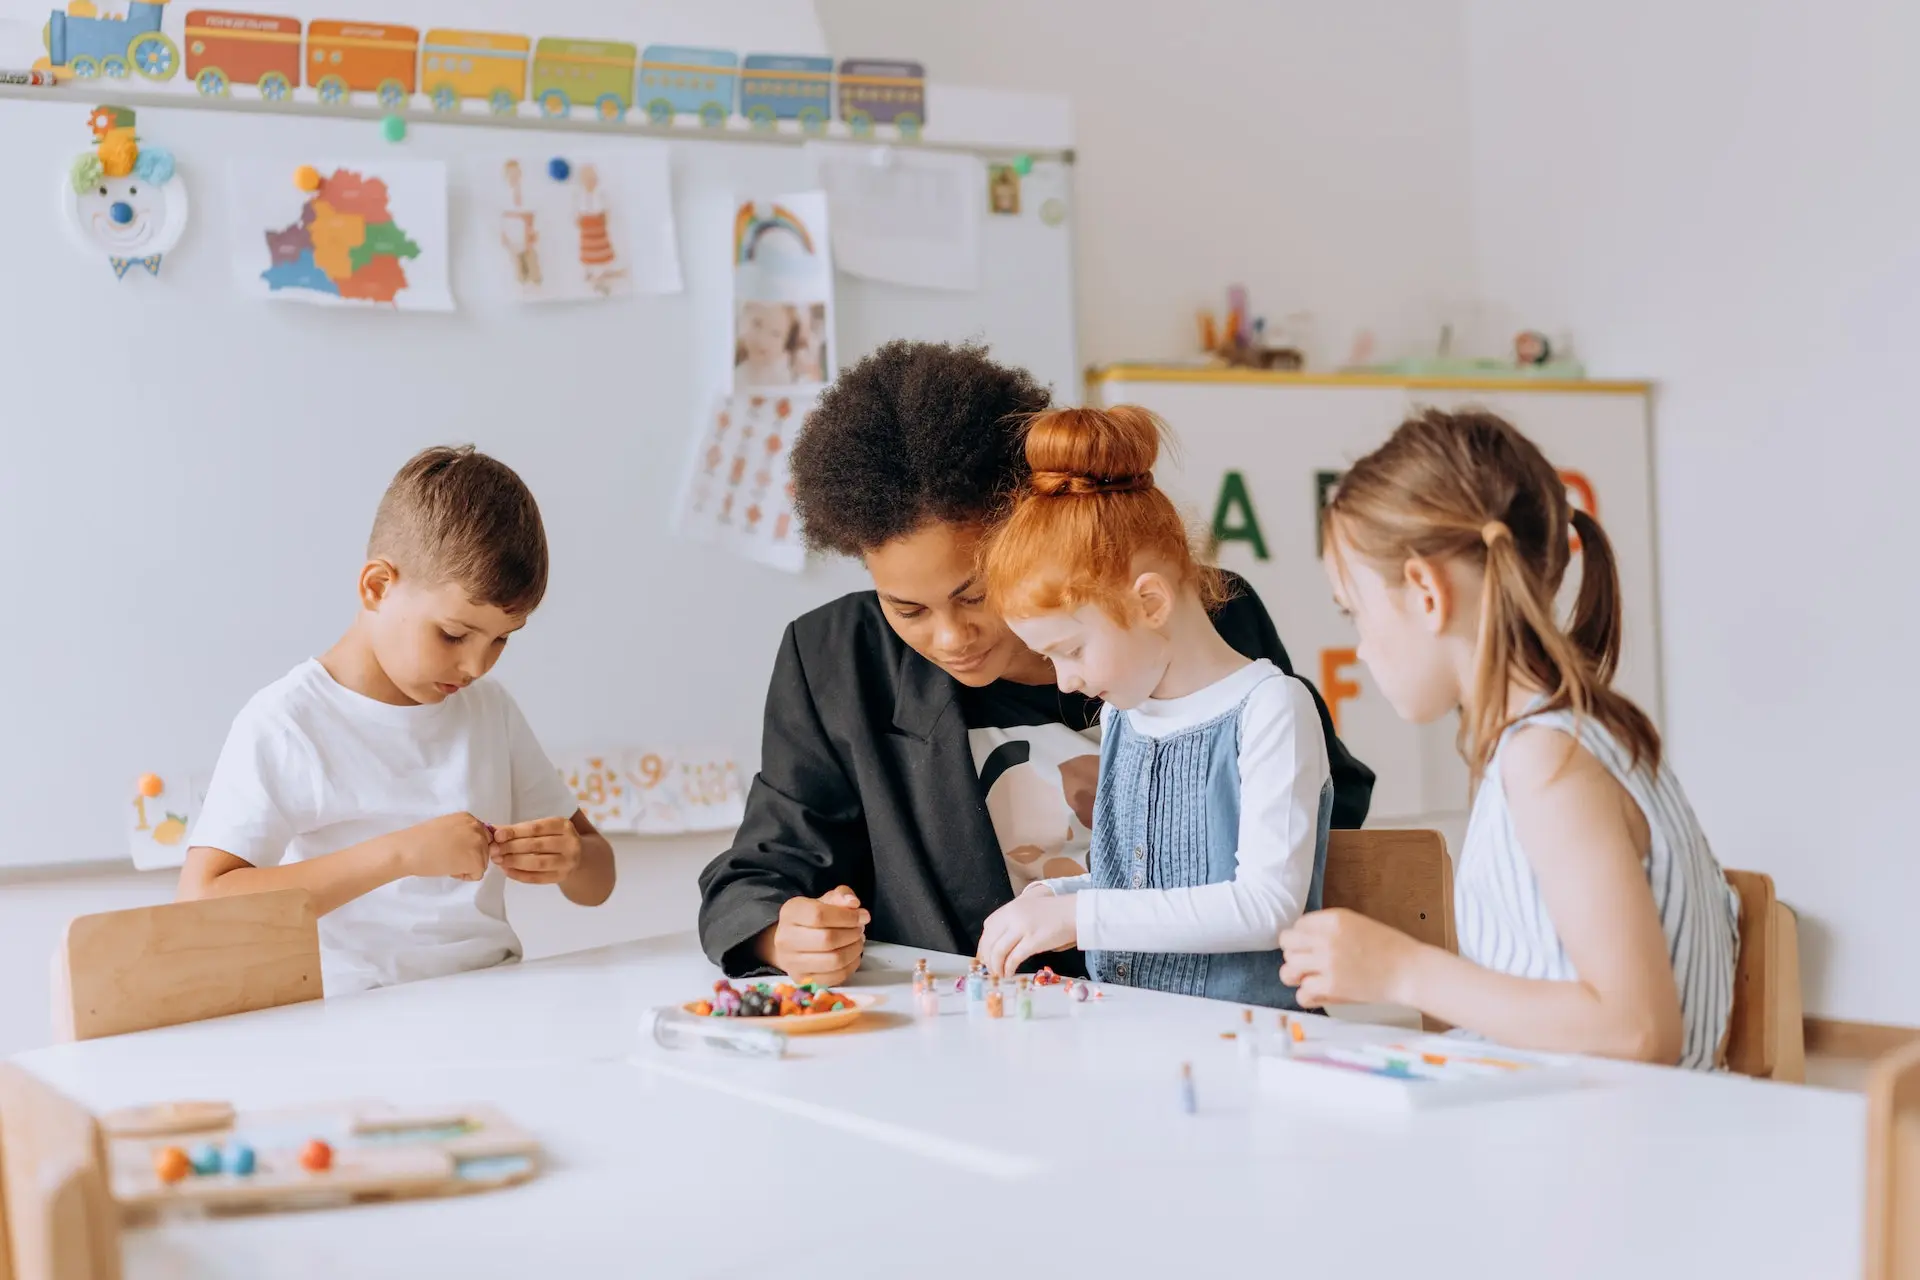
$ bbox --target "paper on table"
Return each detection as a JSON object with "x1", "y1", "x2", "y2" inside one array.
[
  {"x1": 492, "y1": 147, "x2": 681, "y2": 302},
  {"x1": 809, "y1": 143, "x2": 983, "y2": 291},
  {"x1": 674, "y1": 386, "x2": 814, "y2": 573},
  {"x1": 229, "y1": 159, "x2": 453, "y2": 311}
]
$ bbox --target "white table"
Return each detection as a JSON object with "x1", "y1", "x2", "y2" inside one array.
[{"x1": 13, "y1": 935, "x2": 1865, "y2": 1279}]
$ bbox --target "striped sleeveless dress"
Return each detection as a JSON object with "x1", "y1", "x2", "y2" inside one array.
[{"x1": 1456, "y1": 707, "x2": 1740, "y2": 1070}]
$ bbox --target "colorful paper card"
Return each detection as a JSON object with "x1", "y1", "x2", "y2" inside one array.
[
  {"x1": 732, "y1": 191, "x2": 832, "y2": 391},
  {"x1": 493, "y1": 147, "x2": 681, "y2": 302},
  {"x1": 228, "y1": 158, "x2": 453, "y2": 310}
]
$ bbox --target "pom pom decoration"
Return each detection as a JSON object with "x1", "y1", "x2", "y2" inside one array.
[
  {"x1": 132, "y1": 146, "x2": 175, "y2": 185},
  {"x1": 70, "y1": 152, "x2": 104, "y2": 194},
  {"x1": 98, "y1": 131, "x2": 138, "y2": 178}
]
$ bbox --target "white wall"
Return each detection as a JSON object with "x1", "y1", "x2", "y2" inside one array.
[
  {"x1": 815, "y1": 0, "x2": 1480, "y2": 369},
  {"x1": 1463, "y1": 0, "x2": 1920, "y2": 1023}
]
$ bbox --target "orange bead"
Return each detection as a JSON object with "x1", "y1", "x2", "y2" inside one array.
[
  {"x1": 298, "y1": 1139, "x2": 332, "y2": 1172},
  {"x1": 137, "y1": 773, "x2": 164, "y2": 798},
  {"x1": 153, "y1": 1145, "x2": 191, "y2": 1184}
]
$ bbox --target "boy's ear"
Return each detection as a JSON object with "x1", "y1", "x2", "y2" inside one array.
[
  {"x1": 359, "y1": 559, "x2": 398, "y2": 611},
  {"x1": 1132, "y1": 571, "x2": 1175, "y2": 629}
]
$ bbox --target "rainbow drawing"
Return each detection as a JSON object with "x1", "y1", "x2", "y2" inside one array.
[{"x1": 733, "y1": 202, "x2": 816, "y2": 264}]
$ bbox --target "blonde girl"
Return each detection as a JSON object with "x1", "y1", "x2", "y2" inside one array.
[
  {"x1": 1281, "y1": 408, "x2": 1737, "y2": 1067},
  {"x1": 974, "y1": 406, "x2": 1334, "y2": 1007}
]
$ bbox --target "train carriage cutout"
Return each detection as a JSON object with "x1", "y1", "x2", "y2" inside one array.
[
  {"x1": 184, "y1": 10, "x2": 300, "y2": 99},
  {"x1": 305, "y1": 20, "x2": 418, "y2": 109},
  {"x1": 637, "y1": 45, "x2": 736, "y2": 127},
  {"x1": 422, "y1": 28, "x2": 529, "y2": 115},
  {"x1": 531, "y1": 37, "x2": 635, "y2": 120},
  {"x1": 42, "y1": 0, "x2": 180, "y2": 82},
  {"x1": 837, "y1": 58, "x2": 924, "y2": 140},
  {"x1": 740, "y1": 54, "x2": 834, "y2": 133}
]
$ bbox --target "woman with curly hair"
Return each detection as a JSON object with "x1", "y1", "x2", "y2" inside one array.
[{"x1": 697, "y1": 341, "x2": 1374, "y2": 984}]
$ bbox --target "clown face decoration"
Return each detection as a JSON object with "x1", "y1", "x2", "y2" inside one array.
[{"x1": 62, "y1": 105, "x2": 190, "y2": 279}]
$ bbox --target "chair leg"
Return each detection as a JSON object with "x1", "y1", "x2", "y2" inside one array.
[{"x1": 1771, "y1": 901, "x2": 1806, "y2": 1085}]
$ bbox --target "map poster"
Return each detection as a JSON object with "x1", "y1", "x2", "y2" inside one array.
[{"x1": 227, "y1": 158, "x2": 453, "y2": 311}]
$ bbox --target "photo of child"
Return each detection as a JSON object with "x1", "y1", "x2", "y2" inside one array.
[{"x1": 734, "y1": 300, "x2": 830, "y2": 389}]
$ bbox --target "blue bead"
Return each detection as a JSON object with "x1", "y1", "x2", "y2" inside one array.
[
  {"x1": 109, "y1": 201, "x2": 133, "y2": 225},
  {"x1": 190, "y1": 1143, "x2": 223, "y2": 1176},
  {"x1": 547, "y1": 157, "x2": 571, "y2": 182},
  {"x1": 228, "y1": 1144, "x2": 256, "y2": 1177}
]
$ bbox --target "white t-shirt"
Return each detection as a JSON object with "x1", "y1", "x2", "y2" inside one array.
[
  {"x1": 191, "y1": 659, "x2": 579, "y2": 995},
  {"x1": 1041, "y1": 659, "x2": 1331, "y2": 952}
]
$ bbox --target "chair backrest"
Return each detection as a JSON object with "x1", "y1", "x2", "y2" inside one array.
[
  {"x1": 55, "y1": 889, "x2": 322, "y2": 1042},
  {"x1": 1722, "y1": 869, "x2": 1777, "y2": 1079},
  {"x1": 1321, "y1": 828, "x2": 1456, "y2": 954},
  {"x1": 1866, "y1": 1039, "x2": 1920, "y2": 1280},
  {"x1": 0, "y1": 1065, "x2": 121, "y2": 1280}
]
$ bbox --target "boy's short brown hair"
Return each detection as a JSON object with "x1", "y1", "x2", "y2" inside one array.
[{"x1": 368, "y1": 445, "x2": 548, "y2": 615}]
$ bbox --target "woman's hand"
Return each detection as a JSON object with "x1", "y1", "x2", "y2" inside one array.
[{"x1": 1278, "y1": 908, "x2": 1424, "y2": 1008}]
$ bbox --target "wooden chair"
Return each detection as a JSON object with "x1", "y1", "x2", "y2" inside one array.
[
  {"x1": 1722, "y1": 869, "x2": 1806, "y2": 1082},
  {"x1": 1321, "y1": 828, "x2": 1457, "y2": 953},
  {"x1": 1866, "y1": 1039, "x2": 1920, "y2": 1280},
  {"x1": 0, "y1": 1065, "x2": 121, "y2": 1280},
  {"x1": 53, "y1": 889, "x2": 322, "y2": 1043}
]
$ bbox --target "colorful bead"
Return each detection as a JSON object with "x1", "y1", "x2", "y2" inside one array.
[
  {"x1": 190, "y1": 1143, "x2": 223, "y2": 1176},
  {"x1": 299, "y1": 1139, "x2": 333, "y2": 1172},
  {"x1": 153, "y1": 1145, "x2": 191, "y2": 1184},
  {"x1": 228, "y1": 1144, "x2": 257, "y2": 1177}
]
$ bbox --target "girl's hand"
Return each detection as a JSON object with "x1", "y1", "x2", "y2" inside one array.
[
  {"x1": 1278, "y1": 909, "x2": 1423, "y2": 1008},
  {"x1": 977, "y1": 887, "x2": 1078, "y2": 977},
  {"x1": 489, "y1": 817, "x2": 581, "y2": 885}
]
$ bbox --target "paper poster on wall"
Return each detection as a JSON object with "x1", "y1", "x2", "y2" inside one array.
[
  {"x1": 675, "y1": 387, "x2": 814, "y2": 573},
  {"x1": 127, "y1": 767, "x2": 208, "y2": 870},
  {"x1": 228, "y1": 159, "x2": 453, "y2": 310},
  {"x1": 494, "y1": 148, "x2": 682, "y2": 302},
  {"x1": 809, "y1": 143, "x2": 982, "y2": 291},
  {"x1": 732, "y1": 192, "x2": 833, "y2": 391},
  {"x1": 63, "y1": 105, "x2": 190, "y2": 280},
  {"x1": 555, "y1": 748, "x2": 746, "y2": 834}
]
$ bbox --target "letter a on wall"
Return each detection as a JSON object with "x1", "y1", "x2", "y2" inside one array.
[{"x1": 1211, "y1": 471, "x2": 1270, "y2": 561}]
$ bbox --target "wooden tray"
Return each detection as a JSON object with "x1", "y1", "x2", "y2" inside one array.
[{"x1": 103, "y1": 1100, "x2": 539, "y2": 1218}]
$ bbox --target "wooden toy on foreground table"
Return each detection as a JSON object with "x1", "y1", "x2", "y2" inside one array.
[{"x1": 101, "y1": 1099, "x2": 539, "y2": 1218}]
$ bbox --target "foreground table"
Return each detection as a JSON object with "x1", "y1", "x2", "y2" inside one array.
[{"x1": 12, "y1": 933, "x2": 1864, "y2": 1279}]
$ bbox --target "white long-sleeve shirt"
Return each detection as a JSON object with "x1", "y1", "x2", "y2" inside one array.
[{"x1": 1040, "y1": 660, "x2": 1330, "y2": 953}]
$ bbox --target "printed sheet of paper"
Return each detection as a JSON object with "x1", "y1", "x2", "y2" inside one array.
[
  {"x1": 674, "y1": 386, "x2": 814, "y2": 574},
  {"x1": 732, "y1": 191, "x2": 833, "y2": 392},
  {"x1": 493, "y1": 147, "x2": 682, "y2": 302},
  {"x1": 128, "y1": 767, "x2": 208, "y2": 870},
  {"x1": 810, "y1": 144, "x2": 983, "y2": 291},
  {"x1": 555, "y1": 749, "x2": 746, "y2": 835},
  {"x1": 229, "y1": 159, "x2": 453, "y2": 311}
]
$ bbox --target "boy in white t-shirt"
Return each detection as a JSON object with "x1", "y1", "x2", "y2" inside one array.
[{"x1": 178, "y1": 445, "x2": 615, "y2": 995}]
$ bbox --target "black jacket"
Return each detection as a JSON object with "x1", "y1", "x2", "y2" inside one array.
[{"x1": 697, "y1": 576, "x2": 1375, "y2": 974}]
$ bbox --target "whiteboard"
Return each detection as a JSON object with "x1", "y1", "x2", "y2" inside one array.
[{"x1": 0, "y1": 95, "x2": 1077, "y2": 868}]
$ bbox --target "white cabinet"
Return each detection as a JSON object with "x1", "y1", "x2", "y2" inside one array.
[{"x1": 1087, "y1": 366, "x2": 1659, "y2": 825}]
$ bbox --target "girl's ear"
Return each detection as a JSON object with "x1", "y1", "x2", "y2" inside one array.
[
  {"x1": 1132, "y1": 571, "x2": 1175, "y2": 629},
  {"x1": 1401, "y1": 556, "x2": 1455, "y2": 635}
]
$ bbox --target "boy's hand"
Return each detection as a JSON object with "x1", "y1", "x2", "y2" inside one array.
[
  {"x1": 407, "y1": 813, "x2": 493, "y2": 882},
  {"x1": 490, "y1": 817, "x2": 582, "y2": 885},
  {"x1": 754, "y1": 886, "x2": 869, "y2": 985},
  {"x1": 977, "y1": 886, "x2": 1077, "y2": 978}
]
